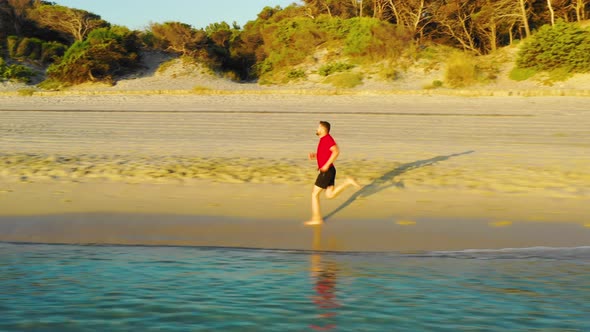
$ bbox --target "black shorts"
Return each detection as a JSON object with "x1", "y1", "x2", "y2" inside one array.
[{"x1": 315, "y1": 165, "x2": 336, "y2": 189}]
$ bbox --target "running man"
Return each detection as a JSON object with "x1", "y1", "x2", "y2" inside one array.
[{"x1": 305, "y1": 121, "x2": 360, "y2": 226}]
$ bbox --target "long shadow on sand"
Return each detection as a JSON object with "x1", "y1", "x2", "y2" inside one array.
[{"x1": 324, "y1": 150, "x2": 475, "y2": 221}]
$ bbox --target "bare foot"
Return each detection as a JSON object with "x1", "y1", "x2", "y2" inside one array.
[
  {"x1": 347, "y1": 176, "x2": 361, "y2": 189},
  {"x1": 304, "y1": 219, "x2": 324, "y2": 226}
]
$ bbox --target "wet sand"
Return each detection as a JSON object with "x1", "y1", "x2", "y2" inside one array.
[
  {"x1": 0, "y1": 94, "x2": 589, "y2": 251},
  {"x1": 1, "y1": 213, "x2": 589, "y2": 252}
]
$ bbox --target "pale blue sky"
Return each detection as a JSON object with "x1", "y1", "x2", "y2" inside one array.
[{"x1": 51, "y1": 0, "x2": 301, "y2": 30}]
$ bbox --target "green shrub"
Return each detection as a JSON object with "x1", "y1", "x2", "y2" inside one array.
[
  {"x1": 509, "y1": 67, "x2": 537, "y2": 81},
  {"x1": 15, "y1": 38, "x2": 29, "y2": 58},
  {"x1": 324, "y1": 72, "x2": 363, "y2": 88},
  {"x1": 423, "y1": 80, "x2": 444, "y2": 90},
  {"x1": 17, "y1": 88, "x2": 37, "y2": 96},
  {"x1": 45, "y1": 27, "x2": 140, "y2": 85},
  {"x1": 8, "y1": 65, "x2": 34, "y2": 82},
  {"x1": 314, "y1": 15, "x2": 348, "y2": 39},
  {"x1": 140, "y1": 31, "x2": 157, "y2": 48},
  {"x1": 343, "y1": 18, "x2": 379, "y2": 55},
  {"x1": 343, "y1": 17, "x2": 411, "y2": 61},
  {"x1": 255, "y1": 60, "x2": 273, "y2": 76},
  {"x1": 318, "y1": 62, "x2": 355, "y2": 76},
  {"x1": 37, "y1": 78, "x2": 64, "y2": 90},
  {"x1": 15, "y1": 38, "x2": 43, "y2": 60},
  {"x1": 517, "y1": 21, "x2": 590, "y2": 73},
  {"x1": 41, "y1": 41, "x2": 67, "y2": 63},
  {"x1": 476, "y1": 58, "x2": 501, "y2": 82},
  {"x1": 252, "y1": 16, "x2": 409, "y2": 81},
  {"x1": 7, "y1": 36, "x2": 19, "y2": 58},
  {"x1": 379, "y1": 65, "x2": 400, "y2": 81},
  {"x1": 256, "y1": 17, "x2": 327, "y2": 77},
  {"x1": 445, "y1": 53, "x2": 478, "y2": 88},
  {"x1": 0, "y1": 61, "x2": 34, "y2": 83},
  {"x1": 287, "y1": 68, "x2": 306, "y2": 80},
  {"x1": 548, "y1": 67, "x2": 574, "y2": 82}
]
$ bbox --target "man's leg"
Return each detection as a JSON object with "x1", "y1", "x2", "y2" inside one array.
[
  {"x1": 325, "y1": 177, "x2": 361, "y2": 199},
  {"x1": 305, "y1": 185, "x2": 325, "y2": 225}
]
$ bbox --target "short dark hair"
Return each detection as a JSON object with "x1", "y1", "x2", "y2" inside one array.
[{"x1": 319, "y1": 121, "x2": 331, "y2": 133}]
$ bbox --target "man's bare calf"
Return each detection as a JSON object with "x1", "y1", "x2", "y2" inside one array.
[{"x1": 304, "y1": 177, "x2": 360, "y2": 226}]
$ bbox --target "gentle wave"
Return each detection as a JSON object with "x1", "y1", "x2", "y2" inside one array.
[{"x1": 2, "y1": 242, "x2": 589, "y2": 260}]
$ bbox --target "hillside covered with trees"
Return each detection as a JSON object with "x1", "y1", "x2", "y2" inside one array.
[{"x1": 1, "y1": 0, "x2": 590, "y2": 90}]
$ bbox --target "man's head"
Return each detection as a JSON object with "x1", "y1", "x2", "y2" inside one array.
[{"x1": 316, "y1": 121, "x2": 331, "y2": 137}]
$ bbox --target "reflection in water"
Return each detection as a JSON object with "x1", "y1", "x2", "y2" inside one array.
[
  {"x1": 309, "y1": 226, "x2": 340, "y2": 331},
  {"x1": 1, "y1": 243, "x2": 589, "y2": 330}
]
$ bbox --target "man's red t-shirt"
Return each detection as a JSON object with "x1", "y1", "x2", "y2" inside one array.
[{"x1": 317, "y1": 134, "x2": 336, "y2": 169}]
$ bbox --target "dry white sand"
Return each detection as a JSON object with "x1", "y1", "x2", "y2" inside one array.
[{"x1": 0, "y1": 94, "x2": 589, "y2": 250}]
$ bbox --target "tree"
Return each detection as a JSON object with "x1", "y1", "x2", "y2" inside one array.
[
  {"x1": 302, "y1": 0, "x2": 357, "y2": 18},
  {"x1": 517, "y1": 20, "x2": 590, "y2": 72},
  {"x1": 384, "y1": 0, "x2": 431, "y2": 40},
  {"x1": 28, "y1": 3, "x2": 108, "y2": 42},
  {"x1": 356, "y1": 0, "x2": 364, "y2": 17},
  {"x1": 432, "y1": 1, "x2": 481, "y2": 54},
  {"x1": 372, "y1": 0, "x2": 389, "y2": 19},
  {"x1": 574, "y1": 0, "x2": 589, "y2": 21},
  {"x1": 472, "y1": 0, "x2": 523, "y2": 52},
  {"x1": 0, "y1": 0, "x2": 33, "y2": 35},
  {"x1": 229, "y1": 21, "x2": 265, "y2": 79},
  {"x1": 546, "y1": 0, "x2": 577, "y2": 23},
  {"x1": 45, "y1": 26, "x2": 140, "y2": 85},
  {"x1": 518, "y1": 0, "x2": 532, "y2": 38},
  {"x1": 206, "y1": 22, "x2": 236, "y2": 49},
  {"x1": 303, "y1": 0, "x2": 329, "y2": 17},
  {"x1": 547, "y1": 0, "x2": 556, "y2": 25},
  {"x1": 149, "y1": 22, "x2": 208, "y2": 56},
  {"x1": 205, "y1": 21, "x2": 241, "y2": 69}
]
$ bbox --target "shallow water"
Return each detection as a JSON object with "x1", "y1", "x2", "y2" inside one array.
[{"x1": 1, "y1": 243, "x2": 589, "y2": 331}]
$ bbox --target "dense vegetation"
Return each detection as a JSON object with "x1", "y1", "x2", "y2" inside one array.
[
  {"x1": 514, "y1": 20, "x2": 590, "y2": 80},
  {"x1": 0, "y1": 56, "x2": 33, "y2": 82},
  {"x1": 1, "y1": 0, "x2": 589, "y2": 88},
  {"x1": 42, "y1": 27, "x2": 140, "y2": 87}
]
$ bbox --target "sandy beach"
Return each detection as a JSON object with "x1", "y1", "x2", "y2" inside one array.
[{"x1": 1, "y1": 94, "x2": 589, "y2": 251}]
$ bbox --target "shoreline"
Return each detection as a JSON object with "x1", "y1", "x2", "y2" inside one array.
[
  {"x1": 1, "y1": 210, "x2": 588, "y2": 252},
  {"x1": 0, "y1": 179, "x2": 588, "y2": 252}
]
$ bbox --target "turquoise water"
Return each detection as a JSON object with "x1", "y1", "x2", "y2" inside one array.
[{"x1": 1, "y1": 243, "x2": 589, "y2": 331}]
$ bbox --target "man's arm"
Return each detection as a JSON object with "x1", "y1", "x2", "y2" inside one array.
[
  {"x1": 308, "y1": 152, "x2": 317, "y2": 160},
  {"x1": 320, "y1": 145, "x2": 339, "y2": 172}
]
